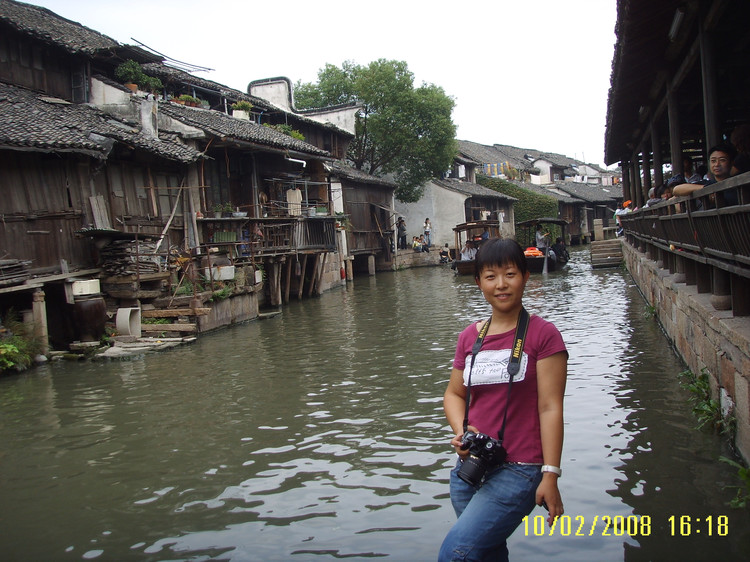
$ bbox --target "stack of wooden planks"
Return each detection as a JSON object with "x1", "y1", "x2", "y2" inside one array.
[
  {"x1": 0, "y1": 259, "x2": 31, "y2": 286},
  {"x1": 100, "y1": 240, "x2": 161, "y2": 276}
]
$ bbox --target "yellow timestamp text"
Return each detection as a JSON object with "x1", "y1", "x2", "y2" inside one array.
[{"x1": 521, "y1": 514, "x2": 729, "y2": 537}]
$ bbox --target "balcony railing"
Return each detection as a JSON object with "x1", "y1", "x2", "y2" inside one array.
[
  {"x1": 203, "y1": 216, "x2": 337, "y2": 260},
  {"x1": 620, "y1": 173, "x2": 750, "y2": 315}
]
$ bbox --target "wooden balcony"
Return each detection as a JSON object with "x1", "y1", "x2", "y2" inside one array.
[
  {"x1": 620, "y1": 173, "x2": 750, "y2": 315},
  {"x1": 200, "y1": 215, "x2": 337, "y2": 261}
]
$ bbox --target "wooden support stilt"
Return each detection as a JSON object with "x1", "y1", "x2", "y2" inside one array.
[
  {"x1": 297, "y1": 255, "x2": 308, "y2": 300},
  {"x1": 308, "y1": 254, "x2": 321, "y2": 297},
  {"x1": 284, "y1": 257, "x2": 293, "y2": 304}
]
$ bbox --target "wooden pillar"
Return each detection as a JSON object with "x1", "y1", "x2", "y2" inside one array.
[
  {"x1": 710, "y1": 267, "x2": 731, "y2": 310},
  {"x1": 297, "y1": 254, "x2": 308, "y2": 300},
  {"x1": 731, "y1": 274, "x2": 749, "y2": 316},
  {"x1": 621, "y1": 161, "x2": 631, "y2": 202},
  {"x1": 673, "y1": 254, "x2": 686, "y2": 283},
  {"x1": 312, "y1": 252, "x2": 328, "y2": 296},
  {"x1": 283, "y1": 257, "x2": 292, "y2": 303},
  {"x1": 699, "y1": 26, "x2": 720, "y2": 149},
  {"x1": 632, "y1": 156, "x2": 643, "y2": 208},
  {"x1": 684, "y1": 258, "x2": 696, "y2": 286},
  {"x1": 667, "y1": 84, "x2": 683, "y2": 175},
  {"x1": 31, "y1": 289, "x2": 49, "y2": 355},
  {"x1": 641, "y1": 146, "x2": 652, "y2": 201},
  {"x1": 651, "y1": 123, "x2": 664, "y2": 187},
  {"x1": 308, "y1": 254, "x2": 321, "y2": 297},
  {"x1": 270, "y1": 260, "x2": 282, "y2": 306},
  {"x1": 696, "y1": 262, "x2": 711, "y2": 293},
  {"x1": 367, "y1": 254, "x2": 376, "y2": 276}
]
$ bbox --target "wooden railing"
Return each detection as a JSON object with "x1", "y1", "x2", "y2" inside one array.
[
  {"x1": 204, "y1": 216, "x2": 337, "y2": 260},
  {"x1": 620, "y1": 173, "x2": 750, "y2": 315}
]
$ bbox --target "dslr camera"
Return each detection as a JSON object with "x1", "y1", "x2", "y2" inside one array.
[{"x1": 457, "y1": 430, "x2": 507, "y2": 488}]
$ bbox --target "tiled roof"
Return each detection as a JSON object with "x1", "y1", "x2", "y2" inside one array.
[
  {"x1": 0, "y1": 81, "x2": 202, "y2": 162},
  {"x1": 143, "y1": 64, "x2": 352, "y2": 136},
  {"x1": 509, "y1": 181, "x2": 579, "y2": 203},
  {"x1": 158, "y1": 101, "x2": 330, "y2": 157},
  {"x1": 554, "y1": 181, "x2": 622, "y2": 203},
  {"x1": 458, "y1": 140, "x2": 606, "y2": 174},
  {"x1": 0, "y1": 0, "x2": 119, "y2": 55},
  {"x1": 433, "y1": 178, "x2": 516, "y2": 201},
  {"x1": 141, "y1": 63, "x2": 270, "y2": 108},
  {"x1": 329, "y1": 160, "x2": 396, "y2": 187}
]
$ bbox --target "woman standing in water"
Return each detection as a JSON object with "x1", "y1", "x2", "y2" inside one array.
[{"x1": 439, "y1": 238, "x2": 568, "y2": 561}]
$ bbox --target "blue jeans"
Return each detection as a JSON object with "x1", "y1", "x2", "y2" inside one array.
[{"x1": 438, "y1": 460, "x2": 542, "y2": 561}]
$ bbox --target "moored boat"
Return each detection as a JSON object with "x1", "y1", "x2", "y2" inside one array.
[
  {"x1": 451, "y1": 220, "x2": 501, "y2": 275},
  {"x1": 516, "y1": 217, "x2": 570, "y2": 273}
]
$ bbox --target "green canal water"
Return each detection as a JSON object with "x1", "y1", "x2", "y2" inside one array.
[{"x1": 1, "y1": 247, "x2": 749, "y2": 561}]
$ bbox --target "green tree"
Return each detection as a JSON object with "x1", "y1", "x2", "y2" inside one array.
[{"x1": 294, "y1": 59, "x2": 457, "y2": 202}]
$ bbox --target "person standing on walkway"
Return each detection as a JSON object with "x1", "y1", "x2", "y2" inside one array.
[
  {"x1": 397, "y1": 217, "x2": 407, "y2": 250},
  {"x1": 439, "y1": 238, "x2": 568, "y2": 561},
  {"x1": 423, "y1": 218, "x2": 432, "y2": 248}
]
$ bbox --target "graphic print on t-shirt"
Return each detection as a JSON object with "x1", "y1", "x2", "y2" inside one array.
[{"x1": 462, "y1": 349, "x2": 528, "y2": 386}]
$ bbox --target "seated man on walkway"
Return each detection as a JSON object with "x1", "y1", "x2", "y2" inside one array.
[{"x1": 672, "y1": 144, "x2": 735, "y2": 196}]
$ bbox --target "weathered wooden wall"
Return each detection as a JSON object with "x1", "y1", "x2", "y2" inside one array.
[
  {"x1": 0, "y1": 150, "x2": 190, "y2": 273},
  {"x1": 0, "y1": 30, "x2": 79, "y2": 101}
]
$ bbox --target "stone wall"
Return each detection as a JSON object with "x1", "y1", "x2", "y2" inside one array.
[
  {"x1": 392, "y1": 249, "x2": 444, "y2": 270},
  {"x1": 623, "y1": 243, "x2": 750, "y2": 462}
]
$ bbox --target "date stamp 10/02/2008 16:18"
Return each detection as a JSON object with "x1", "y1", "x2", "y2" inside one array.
[{"x1": 521, "y1": 514, "x2": 729, "y2": 538}]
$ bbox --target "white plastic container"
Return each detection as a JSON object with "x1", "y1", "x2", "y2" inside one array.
[
  {"x1": 71, "y1": 279, "x2": 101, "y2": 296},
  {"x1": 204, "y1": 265, "x2": 235, "y2": 281}
]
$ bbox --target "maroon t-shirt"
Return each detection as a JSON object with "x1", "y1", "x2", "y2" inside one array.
[{"x1": 453, "y1": 315, "x2": 567, "y2": 463}]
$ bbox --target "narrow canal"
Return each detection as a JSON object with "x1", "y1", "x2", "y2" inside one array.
[{"x1": 1, "y1": 247, "x2": 749, "y2": 561}]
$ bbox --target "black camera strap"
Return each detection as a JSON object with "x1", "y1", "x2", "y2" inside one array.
[{"x1": 462, "y1": 307, "x2": 531, "y2": 444}]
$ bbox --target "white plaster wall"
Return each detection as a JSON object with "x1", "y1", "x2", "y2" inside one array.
[
  {"x1": 249, "y1": 80, "x2": 292, "y2": 111},
  {"x1": 90, "y1": 78, "x2": 131, "y2": 107},
  {"x1": 395, "y1": 182, "x2": 467, "y2": 248},
  {"x1": 305, "y1": 106, "x2": 360, "y2": 135}
]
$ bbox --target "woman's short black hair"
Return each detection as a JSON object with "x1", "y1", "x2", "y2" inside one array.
[{"x1": 474, "y1": 238, "x2": 528, "y2": 279}]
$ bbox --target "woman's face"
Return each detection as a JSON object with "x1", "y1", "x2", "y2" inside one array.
[{"x1": 476, "y1": 262, "x2": 529, "y2": 314}]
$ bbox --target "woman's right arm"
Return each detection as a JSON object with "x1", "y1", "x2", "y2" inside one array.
[{"x1": 444, "y1": 367, "x2": 471, "y2": 454}]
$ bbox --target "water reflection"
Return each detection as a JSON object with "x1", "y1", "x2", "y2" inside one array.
[{"x1": 0, "y1": 248, "x2": 748, "y2": 560}]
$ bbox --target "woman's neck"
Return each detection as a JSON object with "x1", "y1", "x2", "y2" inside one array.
[{"x1": 489, "y1": 306, "x2": 523, "y2": 334}]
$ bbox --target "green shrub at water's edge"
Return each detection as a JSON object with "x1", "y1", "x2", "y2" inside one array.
[{"x1": 719, "y1": 456, "x2": 750, "y2": 509}]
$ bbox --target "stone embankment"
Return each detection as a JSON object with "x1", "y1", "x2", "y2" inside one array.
[{"x1": 622, "y1": 242, "x2": 750, "y2": 463}]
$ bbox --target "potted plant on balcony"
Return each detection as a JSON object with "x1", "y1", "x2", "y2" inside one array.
[
  {"x1": 178, "y1": 94, "x2": 200, "y2": 107},
  {"x1": 115, "y1": 59, "x2": 143, "y2": 93},
  {"x1": 231, "y1": 100, "x2": 253, "y2": 120},
  {"x1": 114, "y1": 60, "x2": 163, "y2": 94}
]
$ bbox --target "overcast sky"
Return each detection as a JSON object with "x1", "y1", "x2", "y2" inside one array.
[{"x1": 31, "y1": 0, "x2": 618, "y2": 167}]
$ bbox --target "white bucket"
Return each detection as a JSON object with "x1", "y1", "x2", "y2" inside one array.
[{"x1": 116, "y1": 307, "x2": 141, "y2": 337}]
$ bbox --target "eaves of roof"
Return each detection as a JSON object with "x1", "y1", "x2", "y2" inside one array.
[
  {"x1": 0, "y1": 81, "x2": 201, "y2": 163},
  {"x1": 143, "y1": 63, "x2": 353, "y2": 137},
  {"x1": 141, "y1": 63, "x2": 271, "y2": 108},
  {"x1": 433, "y1": 178, "x2": 517, "y2": 202},
  {"x1": 554, "y1": 181, "x2": 622, "y2": 203},
  {"x1": 329, "y1": 160, "x2": 397, "y2": 188},
  {"x1": 508, "y1": 181, "x2": 578, "y2": 203},
  {"x1": 0, "y1": 0, "x2": 120, "y2": 55},
  {"x1": 158, "y1": 101, "x2": 330, "y2": 158}
]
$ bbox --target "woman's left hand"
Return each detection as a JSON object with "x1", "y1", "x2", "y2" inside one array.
[{"x1": 536, "y1": 474, "x2": 563, "y2": 526}]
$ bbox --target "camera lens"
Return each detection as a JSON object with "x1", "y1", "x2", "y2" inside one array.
[{"x1": 457, "y1": 455, "x2": 488, "y2": 488}]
